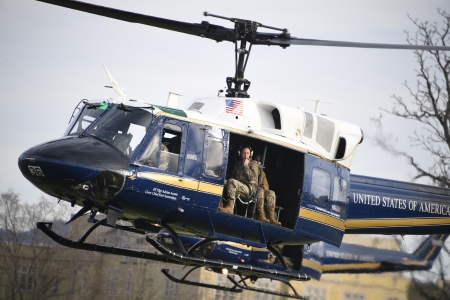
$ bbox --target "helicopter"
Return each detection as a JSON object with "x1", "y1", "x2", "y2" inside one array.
[{"x1": 18, "y1": 0, "x2": 450, "y2": 283}]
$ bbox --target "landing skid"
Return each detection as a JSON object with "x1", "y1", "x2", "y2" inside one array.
[
  {"x1": 161, "y1": 267, "x2": 308, "y2": 299},
  {"x1": 37, "y1": 219, "x2": 310, "y2": 282},
  {"x1": 36, "y1": 220, "x2": 180, "y2": 264}
]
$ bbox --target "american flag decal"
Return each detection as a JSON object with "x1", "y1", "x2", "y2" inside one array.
[{"x1": 225, "y1": 99, "x2": 243, "y2": 116}]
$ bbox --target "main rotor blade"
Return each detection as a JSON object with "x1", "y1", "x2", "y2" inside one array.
[
  {"x1": 262, "y1": 37, "x2": 450, "y2": 51},
  {"x1": 37, "y1": 0, "x2": 234, "y2": 42},
  {"x1": 37, "y1": 0, "x2": 450, "y2": 52}
]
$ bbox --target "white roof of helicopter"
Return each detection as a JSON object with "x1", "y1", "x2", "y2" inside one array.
[
  {"x1": 105, "y1": 67, "x2": 363, "y2": 170},
  {"x1": 179, "y1": 97, "x2": 363, "y2": 169}
]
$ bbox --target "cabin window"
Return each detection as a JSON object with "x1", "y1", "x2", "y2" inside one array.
[
  {"x1": 272, "y1": 108, "x2": 281, "y2": 129},
  {"x1": 304, "y1": 112, "x2": 314, "y2": 138},
  {"x1": 188, "y1": 102, "x2": 204, "y2": 111},
  {"x1": 332, "y1": 176, "x2": 347, "y2": 213},
  {"x1": 204, "y1": 128, "x2": 225, "y2": 177},
  {"x1": 139, "y1": 123, "x2": 182, "y2": 173},
  {"x1": 335, "y1": 137, "x2": 346, "y2": 159},
  {"x1": 311, "y1": 168, "x2": 330, "y2": 206},
  {"x1": 204, "y1": 139, "x2": 224, "y2": 177},
  {"x1": 316, "y1": 116, "x2": 335, "y2": 152}
]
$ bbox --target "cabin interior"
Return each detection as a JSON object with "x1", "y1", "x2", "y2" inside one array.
[{"x1": 226, "y1": 133, "x2": 304, "y2": 230}]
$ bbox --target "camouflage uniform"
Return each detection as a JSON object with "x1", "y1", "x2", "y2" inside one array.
[
  {"x1": 220, "y1": 160, "x2": 270, "y2": 223},
  {"x1": 259, "y1": 169, "x2": 281, "y2": 226},
  {"x1": 258, "y1": 171, "x2": 275, "y2": 208},
  {"x1": 226, "y1": 160, "x2": 260, "y2": 201}
]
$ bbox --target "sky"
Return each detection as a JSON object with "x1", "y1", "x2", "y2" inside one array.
[{"x1": 0, "y1": 0, "x2": 449, "y2": 205}]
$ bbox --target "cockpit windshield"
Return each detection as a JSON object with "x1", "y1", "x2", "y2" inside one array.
[
  {"x1": 85, "y1": 105, "x2": 154, "y2": 157},
  {"x1": 66, "y1": 102, "x2": 109, "y2": 136}
]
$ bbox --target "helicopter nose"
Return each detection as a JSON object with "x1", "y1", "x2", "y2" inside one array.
[{"x1": 18, "y1": 136, "x2": 129, "y2": 204}]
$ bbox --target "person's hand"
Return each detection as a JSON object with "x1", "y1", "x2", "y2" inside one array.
[{"x1": 244, "y1": 158, "x2": 250, "y2": 165}]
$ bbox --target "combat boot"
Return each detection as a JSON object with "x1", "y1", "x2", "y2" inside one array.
[
  {"x1": 255, "y1": 203, "x2": 270, "y2": 223},
  {"x1": 219, "y1": 198, "x2": 234, "y2": 214},
  {"x1": 266, "y1": 206, "x2": 281, "y2": 226}
]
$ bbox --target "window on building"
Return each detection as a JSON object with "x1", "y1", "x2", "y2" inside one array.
[
  {"x1": 19, "y1": 266, "x2": 34, "y2": 293},
  {"x1": 311, "y1": 168, "x2": 331, "y2": 206},
  {"x1": 213, "y1": 274, "x2": 237, "y2": 300},
  {"x1": 52, "y1": 273, "x2": 59, "y2": 293},
  {"x1": 343, "y1": 291, "x2": 365, "y2": 300},
  {"x1": 81, "y1": 267, "x2": 88, "y2": 293},
  {"x1": 105, "y1": 269, "x2": 119, "y2": 296},
  {"x1": 125, "y1": 269, "x2": 133, "y2": 295},
  {"x1": 253, "y1": 278, "x2": 277, "y2": 300},
  {"x1": 71, "y1": 269, "x2": 77, "y2": 292},
  {"x1": 164, "y1": 270, "x2": 180, "y2": 300},
  {"x1": 304, "y1": 285, "x2": 326, "y2": 300}
]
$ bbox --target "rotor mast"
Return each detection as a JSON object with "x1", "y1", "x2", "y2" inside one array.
[{"x1": 205, "y1": 12, "x2": 288, "y2": 98}]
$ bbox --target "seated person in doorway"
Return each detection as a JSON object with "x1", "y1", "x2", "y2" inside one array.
[
  {"x1": 254, "y1": 154, "x2": 281, "y2": 226},
  {"x1": 219, "y1": 146, "x2": 269, "y2": 223}
]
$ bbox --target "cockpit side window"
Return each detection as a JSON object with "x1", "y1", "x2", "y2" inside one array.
[
  {"x1": 311, "y1": 168, "x2": 331, "y2": 207},
  {"x1": 140, "y1": 131, "x2": 162, "y2": 169},
  {"x1": 161, "y1": 124, "x2": 182, "y2": 173},
  {"x1": 332, "y1": 176, "x2": 348, "y2": 214},
  {"x1": 139, "y1": 123, "x2": 182, "y2": 173}
]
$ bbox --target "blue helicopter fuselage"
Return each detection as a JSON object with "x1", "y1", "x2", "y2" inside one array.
[{"x1": 18, "y1": 102, "x2": 450, "y2": 249}]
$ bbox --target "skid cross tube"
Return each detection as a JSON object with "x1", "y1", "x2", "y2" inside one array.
[
  {"x1": 227, "y1": 276, "x2": 308, "y2": 300},
  {"x1": 162, "y1": 268, "x2": 243, "y2": 293},
  {"x1": 37, "y1": 220, "x2": 309, "y2": 282}
]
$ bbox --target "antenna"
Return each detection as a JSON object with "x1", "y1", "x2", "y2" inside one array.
[
  {"x1": 166, "y1": 92, "x2": 181, "y2": 108},
  {"x1": 304, "y1": 99, "x2": 332, "y2": 114}
]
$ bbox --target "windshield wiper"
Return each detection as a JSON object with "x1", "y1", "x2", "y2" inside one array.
[{"x1": 117, "y1": 103, "x2": 133, "y2": 113}]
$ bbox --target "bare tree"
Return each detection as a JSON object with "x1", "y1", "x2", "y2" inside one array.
[
  {"x1": 372, "y1": 9, "x2": 450, "y2": 299},
  {"x1": 373, "y1": 9, "x2": 450, "y2": 186},
  {"x1": 0, "y1": 190, "x2": 76, "y2": 300}
]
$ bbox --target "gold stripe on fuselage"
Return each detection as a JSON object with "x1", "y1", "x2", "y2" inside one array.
[
  {"x1": 302, "y1": 258, "x2": 322, "y2": 272},
  {"x1": 299, "y1": 208, "x2": 345, "y2": 231},
  {"x1": 139, "y1": 172, "x2": 223, "y2": 196},
  {"x1": 322, "y1": 234, "x2": 446, "y2": 272},
  {"x1": 322, "y1": 262, "x2": 382, "y2": 271},
  {"x1": 346, "y1": 218, "x2": 450, "y2": 229}
]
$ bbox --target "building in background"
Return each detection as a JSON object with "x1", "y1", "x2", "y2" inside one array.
[{"x1": 1, "y1": 216, "x2": 414, "y2": 300}]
